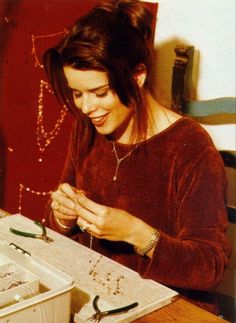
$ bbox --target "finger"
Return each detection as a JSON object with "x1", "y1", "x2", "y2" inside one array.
[
  {"x1": 51, "y1": 200, "x2": 60, "y2": 210},
  {"x1": 76, "y1": 218, "x2": 91, "y2": 232},
  {"x1": 60, "y1": 183, "x2": 84, "y2": 201},
  {"x1": 76, "y1": 218, "x2": 102, "y2": 237},
  {"x1": 53, "y1": 209, "x2": 77, "y2": 221},
  {"x1": 74, "y1": 203, "x2": 96, "y2": 224},
  {"x1": 51, "y1": 200, "x2": 77, "y2": 221},
  {"x1": 87, "y1": 223, "x2": 105, "y2": 238},
  {"x1": 59, "y1": 183, "x2": 78, "y2": 201},
  {"x1": 51, "y1": 191, "x2": 76, "y2": 211},
  {"x1": 52, "y1": 204, "x2": 77, "y2": 217},
  {"x1": 76, "y1": 193, "x2": 104, "y2": 214}
]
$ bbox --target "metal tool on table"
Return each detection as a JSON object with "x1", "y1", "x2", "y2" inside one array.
[
  {"x1": 9, "y1": 220, "x2": 53, "y2": 243},
  {"x1": 87, "y1": 295, "x2": 138, "y2": 322}
]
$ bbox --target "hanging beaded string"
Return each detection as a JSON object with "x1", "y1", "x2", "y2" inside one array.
[
  {"x1": 15, "y1": 31, "x2": 69, "y2": 218},
  {"x1": 31, "y1": 30, "x2": 69, "y2": 160},
  {"x1": 31, "y1": 29, "x2": 68, "y2": 69},
  {"x1": 36, "y1": 79, "x2": 68, "y2": 161},
  {"x1": 18, "y1": 183, "x2": 52, "y2": 222}
]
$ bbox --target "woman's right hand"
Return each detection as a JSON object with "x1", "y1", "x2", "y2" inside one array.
[{"x1": 51, "y1": 183, "x2": 79, "y2": 227}]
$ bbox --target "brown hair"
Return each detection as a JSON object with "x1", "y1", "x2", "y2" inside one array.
[{"x1": 43, "y1": 0, "x2": 155, "y2": 148}]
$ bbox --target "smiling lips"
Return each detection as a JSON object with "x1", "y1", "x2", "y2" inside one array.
[{"x1": 90, "y1": 113, "x2": 109, "y2": 126}]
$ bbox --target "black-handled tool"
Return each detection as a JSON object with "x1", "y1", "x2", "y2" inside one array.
[{"x1": 87, "y1": 295, "x2": 138, "y2": 322}]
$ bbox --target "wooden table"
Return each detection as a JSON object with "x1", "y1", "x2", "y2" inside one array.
[
  {"x1": 135, "y1": 298, "x2": 228, "y2": 322},
  {"x1": 0, "y1": 210, "x2": 229, "y2": 323}
]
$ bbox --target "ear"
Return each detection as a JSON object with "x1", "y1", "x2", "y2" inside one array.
[{"x1": 133, "y1": 64, "x2": 147, "y2": 88}]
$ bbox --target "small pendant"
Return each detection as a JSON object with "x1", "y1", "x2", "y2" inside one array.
[{"x1": 113, "y1": 159, "x2": 120, "y2": 181}]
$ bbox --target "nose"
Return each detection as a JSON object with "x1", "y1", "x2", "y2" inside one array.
[{"x1": 80, "y1": 93, "x2": 96, "y2": 115}]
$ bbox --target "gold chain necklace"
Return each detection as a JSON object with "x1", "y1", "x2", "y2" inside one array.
[{"x1": 112, "y1": 141, "x2": 139, "y2": 181}]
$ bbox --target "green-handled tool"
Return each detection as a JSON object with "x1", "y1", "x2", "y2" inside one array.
[{"x1": 10, "y1": 220, "x2": 53, "y2": 243}]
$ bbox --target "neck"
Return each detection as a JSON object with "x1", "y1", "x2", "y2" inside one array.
[
  {"x1": 144, "y1": 92, "x2": 180, "y2": 137},
  {"x1": 111, "y1": 91, "x2": 171, "y2": 145}
]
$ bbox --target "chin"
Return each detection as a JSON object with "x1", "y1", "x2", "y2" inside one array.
[{"x1": 95, "y1": 126, "x2": 113, "y2": 136}]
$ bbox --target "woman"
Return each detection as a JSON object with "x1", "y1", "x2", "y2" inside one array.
[{"x1": 44, "y1": 0, "x2": 231, "y2": 314}]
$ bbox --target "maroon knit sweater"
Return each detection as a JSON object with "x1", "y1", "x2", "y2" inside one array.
[{"x1": 52, "y1": 117, "x2": 231, "y2": 314}]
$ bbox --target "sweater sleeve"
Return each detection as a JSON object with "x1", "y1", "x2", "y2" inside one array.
[
  {"x1": 138, "y1": 145, "x2": 232, "y2": 291},
  {"x1": 46, "y1": 120, "x2": 80, "y2": 235},
  {"x1": 58, "y1": 120, "x2": 79, "y2": 187}
]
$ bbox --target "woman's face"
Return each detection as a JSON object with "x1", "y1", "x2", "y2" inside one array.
[{"x1": 63, "y1": 67, "x2": 134, "y2": 143}]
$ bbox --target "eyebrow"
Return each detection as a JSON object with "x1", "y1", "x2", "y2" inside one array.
[{"x1": 69, "y1": 84, "x2": 109, "y2": 93}]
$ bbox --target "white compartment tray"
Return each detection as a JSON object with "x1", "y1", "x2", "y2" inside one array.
[
  {"x1": 0, "y1": 241, "x2": 74, "y2": 323},
  {"x1": 0, "y1": 270, "x2": 39, "y2": 307}
]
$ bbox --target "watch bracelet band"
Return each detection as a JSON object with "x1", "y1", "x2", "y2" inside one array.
[{"x1": 134, "y1": 229, "x2": 160, "y2": 256}]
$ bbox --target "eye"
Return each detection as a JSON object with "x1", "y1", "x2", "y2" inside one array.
[
  {"x1": 95, "y1": 87, "x2": 109, "y2": 98},
  {"x1": 73, "y1": 91, "x2": 82, "y2": 99}
]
